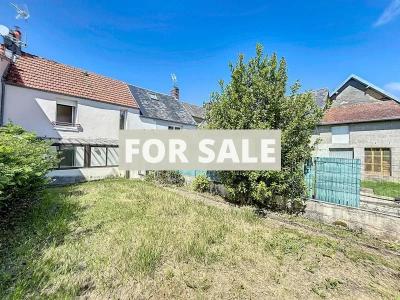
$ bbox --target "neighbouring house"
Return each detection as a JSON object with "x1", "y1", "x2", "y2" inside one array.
[
  {"x1": 182, "y1": 101, "x2": 206, "y2": 125},
  {"x1": 313, "y1": 75, "x2": 400, "y2": 180},
  {"x1": 0, "y1": 48, "x2": 198, "y2": 184},
  {"x1": 128, "y1": 85, "x2": 197, "y2": 130}
]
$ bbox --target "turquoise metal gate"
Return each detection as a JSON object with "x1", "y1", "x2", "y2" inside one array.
[{"x1": 305, "y1": 157, "x2": 361, "y2": 207}]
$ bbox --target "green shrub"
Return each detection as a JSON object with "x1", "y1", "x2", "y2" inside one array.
[
  {"x1": 0, "y1": 123, "x2": 58, "y2": 209},
  {"x1": 192, "y1": 175, "x2": 210, "y2": 193},
  {"x1": 144, "y1": 171, "x2": 185, "y2": 186},
  {"x1": 205, "y1": 44, "x2": 323, "y2": 213}
]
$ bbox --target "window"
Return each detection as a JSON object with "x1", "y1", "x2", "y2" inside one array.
[
  {"x1": 58, "y1": 145, "x2": 84, "y2": 168},
  {"x1": 90, "y1": 147, "x2": 107, "y2": 167},
  {"x1": 55, "y1": 145, "x2": 118, "y2": 169},
  {"x1": 107, "y1": 147, "x2": 119, "y2": 166},
  {"x1": 90, "y1": 146, "x2": 119, "y2": 167},
  {"x1": 168, "y1": 126, "x2": 181, "y2": 130},
  {"x1": 365, "y1": 148, "x2": 391, "y2": 176},
  {"x1": 120, "y1": 110, "x2": 127, "y2": 130},
  {"x1": 329, "y1": 148, "x2": 354, "y2": 159},
  {"x1": 56, "y1": 104, "x2": 75, "y2": 125},
  {"x1": 148, "y1": 93, "x2": 158, "y2": 100},
  {"x1": 331, "y1": 126, "x2": 349, "y2": 144}
]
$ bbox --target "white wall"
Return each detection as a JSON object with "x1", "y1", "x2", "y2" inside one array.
[
  {"x1": 2, "y1": 84, "x2": 141, "y2": 139},
  {"x1": 48, "y1": 167, "x2": 123, "y2": 184}
]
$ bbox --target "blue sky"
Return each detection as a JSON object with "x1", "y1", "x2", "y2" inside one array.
[{"x1": 1, "y1": 0, "x2": 400, "y2": 105}]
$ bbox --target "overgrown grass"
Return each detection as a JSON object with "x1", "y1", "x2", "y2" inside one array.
[
  {"x1": 362, "y1": 180, "x2": 400, "y2": 198},
  {"x1": 1, "y1": 179, "x2": 399, "y2": 299}
]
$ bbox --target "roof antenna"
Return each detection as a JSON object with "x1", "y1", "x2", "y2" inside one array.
[
  {"x1": 10, "y1": 3, "x2": 30, "y2": 20},
  {"x1": 0, "y1": 3, "x2": 30, "y2": 62},
  {"x1": 171, "y1": 73, "x2": 178, "y2": 87}
]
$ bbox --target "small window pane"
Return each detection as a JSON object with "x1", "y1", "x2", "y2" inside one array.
[
  {"x1": 365, "y1": 148, "x2": 391, "y2": 175},
  {"x1": 59, "y1": 146, "x2": 84, "y2": 168},
  {"x1": 91, "y1": 147, "x2": 107, "y2": 167},
  {"x1": 373, "y1": 162, "x2": 381, "y2": 172},
  {"x1": 56, "y1": 104, "x2": 74, "y2": 124},
  {"x1": 120, "y1": 110, "x2": 126, "y2": 130},
  {"x1": 107, "y1": 147, "x2": 119, "y2": 166}
]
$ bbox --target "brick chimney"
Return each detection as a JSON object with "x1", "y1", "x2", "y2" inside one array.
[{"x1": 170, "y1": 86, "x2": 180, "y2": 100}]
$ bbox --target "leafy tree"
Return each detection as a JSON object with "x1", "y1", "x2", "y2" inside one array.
[
  {"x1": 206, "y1": 44, "x2": 323, "y2": 212},
  {"x1": 0, "y1": 123, "x2": 59, "y2": 209}
]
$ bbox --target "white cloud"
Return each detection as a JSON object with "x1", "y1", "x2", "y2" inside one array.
[
  {"x1": 374, "y1": 0, "x2": 400, "y2": 26},
  {"x1": 385, "y1": 82, "x2": 400, "y2": 96}
]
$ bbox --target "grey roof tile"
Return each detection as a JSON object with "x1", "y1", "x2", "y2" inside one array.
[
  {"x1": 182, "y1": 102, "x2": 206, "y2": 120},
  {"x1": 128, "y1": 85, "x2": 196, "y2": 125},
  {"x1": 312, "y1": 88, "x2": 329, "y2": 108}
]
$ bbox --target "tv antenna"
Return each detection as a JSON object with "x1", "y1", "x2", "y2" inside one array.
[
  {"x1": 171, "y1": 73, "x2": 178, "y2": 87},
  {"x1": 10, "y1": 3, "x2": 30, "y2": 20}
]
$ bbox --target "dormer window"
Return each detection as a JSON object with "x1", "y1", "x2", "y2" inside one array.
[
  {"x1": 148, "y1": 93, "x2": 158, "y2": 100},
  {"x1": 53, "y1": 102, "x2": 81, "y2": 131},
  {"x1": 56, "y1": 104, "x2": 75, "y2": 126}
]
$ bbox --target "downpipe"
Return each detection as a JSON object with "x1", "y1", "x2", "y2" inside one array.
[
  {"x1": 0, "y1": 61, "x2": 10, "y2": 127},
  {"x1": 0, "y1": 76, "x2": 5, "y2": 126}
]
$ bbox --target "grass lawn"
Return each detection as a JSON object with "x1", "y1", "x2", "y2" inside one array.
[
  {"x1": 362, "y1": 180, "x2": 400, "y2": 199},
  {"x1": 1, "y1": 179, "x2": 399, "y2": 299}
]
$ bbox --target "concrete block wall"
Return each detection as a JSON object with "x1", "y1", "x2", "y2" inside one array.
[
  {"x1": 313, "y1": 120, "x2": 400, "y2": 180},
  {"x1": 305, "y1": 200, "x2": 400, "y2": 241}
]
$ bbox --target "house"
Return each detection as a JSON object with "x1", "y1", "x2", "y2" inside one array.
[
  {"x1": 313, "y1": 75, "x2": 400, "y2": 180},
  {"x1": 0, "y1": 48, "x2": 198, "y2": 184}
]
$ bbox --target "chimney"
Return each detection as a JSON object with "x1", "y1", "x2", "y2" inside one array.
[{"x1": 171, "y1": 86, "x2": 179, "y2": 100}]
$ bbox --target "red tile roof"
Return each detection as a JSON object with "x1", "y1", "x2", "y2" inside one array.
[
  {"x1": 5, "y1": 51, "x2": 138, "y2": 108},
  {"x1": 321, "y1": 101, "x2": 400, "y2": 125}
]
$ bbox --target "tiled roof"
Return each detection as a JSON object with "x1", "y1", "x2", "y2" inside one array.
[
  {"x1": 5, "y1": 51, "x2": 138, "y2": 108},
  {"x1": 321, "y1": 101, "x2": 400, "y2": 125},
  {"x1": 182, "y1": 102, "x2": 205, "y2": 120},
  {"x1": 128, "y1": 85, "x2": 196, "y2": 126}
]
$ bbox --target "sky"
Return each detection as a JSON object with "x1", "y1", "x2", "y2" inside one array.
[{"x1": 0, "y1": 0, "x2": 399, "y2": 105}]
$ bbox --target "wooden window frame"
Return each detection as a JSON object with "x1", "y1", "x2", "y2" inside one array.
[{"x1": 364, "y1": 148, "x2": 391, "y2": 176}]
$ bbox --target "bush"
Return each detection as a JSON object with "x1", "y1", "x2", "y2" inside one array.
[
  {"x1": 192, "y1": 175, "x2": 210, "y2": 193},
  {"x1": 0, "y1": 124, "x2": 58, "y2": 209},
  {"x1": 144, "y1": 171, "x2": 185, "y2": 186}
]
